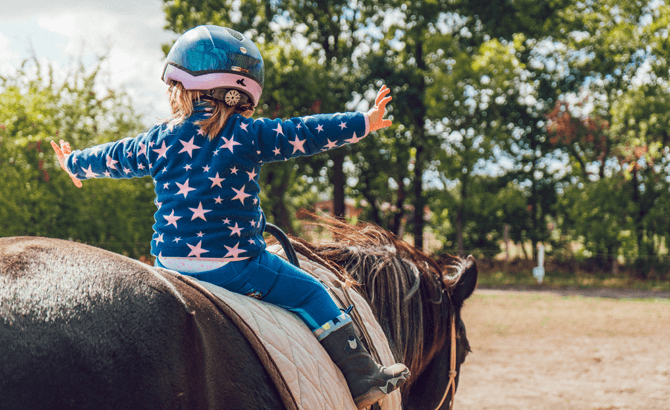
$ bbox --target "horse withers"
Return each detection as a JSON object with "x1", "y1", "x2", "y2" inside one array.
[{"x1": 0, "y1": 222, "x2": 477, "y2": 410}]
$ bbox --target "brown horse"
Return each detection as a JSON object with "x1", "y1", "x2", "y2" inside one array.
[{"x1": 0, "y1": 221, "x2": 477, "y2": 410}]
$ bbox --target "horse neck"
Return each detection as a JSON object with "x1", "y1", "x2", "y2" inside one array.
[{"x1": 357, "y1": 256, "x2": 450, "y2": 384}]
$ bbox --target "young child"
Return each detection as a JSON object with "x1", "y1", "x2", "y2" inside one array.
[{"x1": 52, "y1": 25, "x2": 408, "y2": 408}]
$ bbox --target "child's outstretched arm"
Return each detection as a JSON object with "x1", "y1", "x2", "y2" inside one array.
[
  {"x1": 251, "y1": 84, "x2": 394, "y2": 163},
  {"x1": 367, "y1": 85, "x2": 393, "y2": 132},
  {"x1": 51, "y1": 139, "x2": 82, "y2": 188}
]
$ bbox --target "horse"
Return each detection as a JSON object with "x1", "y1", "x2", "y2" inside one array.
[{"x1": 0, "y1": 220, "x2": 477, "y2": 410}]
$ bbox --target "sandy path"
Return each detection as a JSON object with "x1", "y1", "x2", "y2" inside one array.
[{"x1": 455, "y1": 289, "x2": 670, "y2": 410}]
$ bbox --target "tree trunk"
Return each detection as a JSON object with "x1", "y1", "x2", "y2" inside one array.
[
  {"x1": 412, "y1": 39, "x2": 427, "y2": 251},
  {"x1": 413, "y1": 144, "x2": 425, "y2": 251},
  {"x1": 391, "y1": 179, "x2": 406, "y2": 236},
  {"x1": 521, "y1": 241, "x2": 529, "y2": 260},
  {"x1": 332, "y1": 150, "x2": 345, "y2": 218},
  {"x1": 456, "y1": 207, "x2": 464, "y2": 257},
  {"x1": 359, "y1": 170, "x2": 382, "y2": 226},
  {"x1": 456, "y1": 172, "x2": 469, "y2": 257},
  {"x1": 631, "y1": 166, "x2": 645, "y2": 259}
]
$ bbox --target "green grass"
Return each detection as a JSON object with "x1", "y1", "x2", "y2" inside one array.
[{"x1": 478, "y1": 267, "x2": 670, "y2": 292}]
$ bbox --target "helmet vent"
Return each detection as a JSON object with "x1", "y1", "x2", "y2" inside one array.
[{"x1": 224, "y1": 28, "x2": 244, "y2": 42}]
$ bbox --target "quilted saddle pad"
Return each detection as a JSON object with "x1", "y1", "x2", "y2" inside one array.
[{"x1": 179, "y1": 245, "x2": 402, "y2": 410}]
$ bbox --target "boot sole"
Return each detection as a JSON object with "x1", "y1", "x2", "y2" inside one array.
[{"x1": 353, "y1": 369, "x2": 411, "y2": 409}]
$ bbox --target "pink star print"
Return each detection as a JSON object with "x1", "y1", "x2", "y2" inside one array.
[
  {"x1": 203, "y1": 165, "x2": 210, "y2": 172},
  {"x1": 339, "y1": 121, "x2": 347, "y2": 130},
  {"x1": 246, "y1": 169, "x2": 258, "y2": 181},
  {"x1": 81, "y1": 165, "x2": 99, "y2": 178},
  {"x1": 273, "y1": 147, "x2": 281, "y2": 155},
  {"x1": 345, "y1": 132, "x2": 365, "y2": 144},
  {"x1": 187, "y1": 241, "x2": 209, "y2": 258},
  {"x1": 316, "y1": 124, "x2": 324, "y2": 133},
  {"x1": 209, "y1": 172, "x2": 224, "y2": 188},
  {"x1": 175, "y1": 179, "x2": 197, "y2": 198},
  {"x1": 231, "y1": 185, "x2": 251, "y2": 205},
  {"x1": 289, "y1": 136, "x2": 306, "y2": 154},
  {"x1": 189, "y1": 202, "x2": 212, "y2": 221},
  {"x1": 106, "y1": 155, "x2": 118, "y2": 170},
  {"x1": 214, "y1": 196, "x2": 224, "y2": 204},
  {"x1": 152, "y1": 141, "x2": 171, "y2": 159},
  {"x1": 273, "y1": 123, "x2": 284, "y2": 136},
  {"x1": 222, "y1": 218, "x2": 231, "y2": 224},
  {"x1": 103, "y1": 170, "x2": 111, "y2": 177},
  {"x1": 139, "y1": 142, "x2": 147, "y2": 156},
  {"x1": 324, "y1": 139, "x2": 338, "y2": 149},
  {"x1": 240, "y1": 122, "x2": 249, "y2": 131},
  {"x1": 155, "y1": 233, "x2": 164, "y2": 244},
  {"x1": 179, "y1": 137, "x2": 201, "y2": 158},
  {"x1": 230, "y1": 166, "x2": 238, "y2": 174},
  {"x1": 164, "y1": 210, "x2": 182, "y2": 228},
  {"x1": 220, "y1": 136, "x2": 242, "y2": 153},
  {"x1": 197, "y1": 128, "x2": 205, "y2": 136},
  {"x1": 228, "y1": 222, "x2": 243, "y2": 236},
  {"x1": 197, "y1": 232, "x2": 205, "y2": 237},
  {"x1": 224, "y1": 242, "x2": 246, "y2": 259}
]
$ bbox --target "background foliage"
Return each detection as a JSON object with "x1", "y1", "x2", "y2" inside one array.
[{"x1": 3, "y1": 0, "x2": 670, "y2": 279}]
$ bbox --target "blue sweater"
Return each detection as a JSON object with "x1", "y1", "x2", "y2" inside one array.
[{"x1": 66, "y1": 102, "x2": 369, "y2": 262}]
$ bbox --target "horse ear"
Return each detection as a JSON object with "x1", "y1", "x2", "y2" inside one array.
[{"x1": 451, "y1": 255, "x2": 478, "y2": 305}]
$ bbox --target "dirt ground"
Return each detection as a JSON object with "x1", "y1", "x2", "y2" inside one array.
[{"x1": 456, "y1": 288, "x2": 670, "y2": 410}]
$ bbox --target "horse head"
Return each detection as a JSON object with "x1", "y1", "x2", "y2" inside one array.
[
  {"x1": 401, "y1": 253, "x2": 478, "y2": 410},
  {"x1": 291, "y1": 218, "x2": 478, "y2": 409}
]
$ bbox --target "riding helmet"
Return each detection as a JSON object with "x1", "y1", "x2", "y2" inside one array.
[{"x1": 162, "y1": 25, "x2": 264, "y2": 107}]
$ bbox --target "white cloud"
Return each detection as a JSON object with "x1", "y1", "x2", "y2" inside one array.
[
  {"x1": 1, "y1": 0, "x2": 176, "y2": 123},
  {"x1": 0, "y1": 32, "x2": 22, "y2": 76}
]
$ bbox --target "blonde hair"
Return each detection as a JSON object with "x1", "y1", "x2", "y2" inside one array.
[{"x1": 164, "y1": 80, "x2": 254, "y2": 140}]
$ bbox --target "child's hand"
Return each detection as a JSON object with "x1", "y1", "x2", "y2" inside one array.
[
  {"x1": 51, "y1": 139, "x2": 82, "y2": 188},
  {"x1": 367, "y1": 85, "x2": 393, "y2": 132}
]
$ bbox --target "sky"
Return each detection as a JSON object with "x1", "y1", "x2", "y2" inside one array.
[{"x1": 0, "y1": 0, "x2": 177, "y2": 124}]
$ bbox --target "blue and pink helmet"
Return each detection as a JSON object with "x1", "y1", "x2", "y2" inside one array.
[{"x1": 162, "y1": 25, "x2": 264, "y2": 107}]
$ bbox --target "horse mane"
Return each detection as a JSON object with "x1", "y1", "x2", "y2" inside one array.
[{"x1": 289, "y1": 217, "x2": 466, "y2": 385}]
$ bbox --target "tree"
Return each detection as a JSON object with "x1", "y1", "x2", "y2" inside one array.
[
  {"x1": 426, "y1": 34, "x2": 521, "y2": 255},
  {"x1": 0, "y1": 57, "x2": 153, "y2": 258},
  {"x1": 545, "y1": 0, "x2": 670, "y2": 272}
]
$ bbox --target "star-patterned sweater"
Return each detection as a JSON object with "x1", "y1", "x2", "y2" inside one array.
[{"x1": 65, "y1": 102, "x2": 370, "y2": 262}]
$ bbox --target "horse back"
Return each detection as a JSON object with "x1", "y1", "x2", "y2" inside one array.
[{"x1": 0, "y1": 237, "x2": 283, "y2": 410}]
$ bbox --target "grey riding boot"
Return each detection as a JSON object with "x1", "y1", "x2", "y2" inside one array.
[{"x1": 319, "y1": 321, "x2": 410, "y2": 409}]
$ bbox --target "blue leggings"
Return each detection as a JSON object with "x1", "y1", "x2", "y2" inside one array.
[{"x1": 156, "y1": 251, "x2": 342, "y2": 330}]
